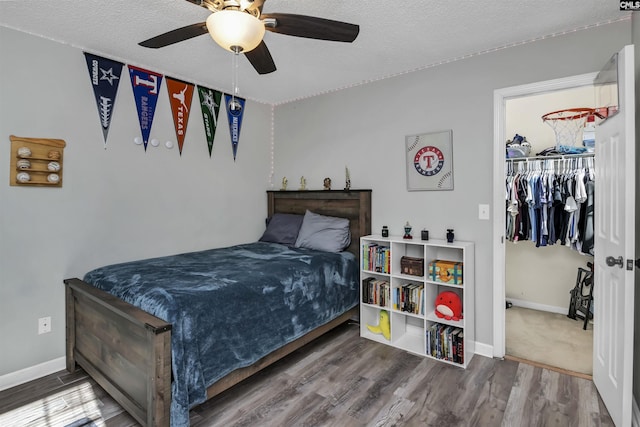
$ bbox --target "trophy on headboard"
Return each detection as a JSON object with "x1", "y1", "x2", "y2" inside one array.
[{"x1": 344, "y1": 167, "x2": 351, "y2": 190}]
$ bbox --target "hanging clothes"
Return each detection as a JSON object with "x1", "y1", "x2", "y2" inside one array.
[{"x1": 505, "y1": 155, "x2": 594, "y2": 255}]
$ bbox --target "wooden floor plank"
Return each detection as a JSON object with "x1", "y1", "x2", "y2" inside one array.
[{"x1": 0, "y1": 323, "x2": 614, "y2": 427}]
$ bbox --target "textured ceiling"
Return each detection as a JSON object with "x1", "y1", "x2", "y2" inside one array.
[{"x1": 0, "y1": 0, "x2": 630, "y2": 105}]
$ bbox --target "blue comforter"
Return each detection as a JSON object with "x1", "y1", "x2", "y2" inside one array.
[{"x1": 83, "y1": 242, "x2": 358, "y2": 426}]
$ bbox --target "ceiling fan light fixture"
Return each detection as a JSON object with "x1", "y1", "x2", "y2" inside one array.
[{"x1": 206, "y1": 10, "x2": 265, "y2": 53}]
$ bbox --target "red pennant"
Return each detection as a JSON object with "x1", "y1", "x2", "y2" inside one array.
[{"x1": 166, "y1": 77, "x2": 195, "y2": 155}]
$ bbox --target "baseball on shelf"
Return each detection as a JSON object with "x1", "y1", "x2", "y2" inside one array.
[
  {"x1": 17, "y1": 147, "x2": 31, "y2": 158},
  {"x1": 47, "y1": 173, "x2": 60, "y2": 183},
  {"x1": 16, "y1": 172, "x2": 31, "y2": 183},
  {"x1": 48, "y1": 150, "x2": 61, "y2": 160},
  {"x1": 47, "y1": 161, "x2": 61, "y2": 171},
  {"x1": 17, "y1": 159, "x2": 31, "y2": 169}
]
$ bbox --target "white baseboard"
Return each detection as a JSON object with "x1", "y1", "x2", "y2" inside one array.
[
  {"x1": 0, "y1": 357, "x2": 66, "y2": 391},
  {"x1": 507, "y1": 298, "x2": 567, "y2": 315},
  {"x1": 633, "y1": 395, "x2": 639, "y2": 427},
  {"x1": 474, "y1": 341, "x2": 494, "y2": 359}
]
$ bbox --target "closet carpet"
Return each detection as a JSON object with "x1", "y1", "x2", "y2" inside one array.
[{"x1": 506, "y1": 306, "x2": 593, "y2": 376}]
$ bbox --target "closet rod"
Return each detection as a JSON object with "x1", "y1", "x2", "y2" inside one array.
[{"x1": 506, "y1": 153, "x2": 595, "y2": 162}]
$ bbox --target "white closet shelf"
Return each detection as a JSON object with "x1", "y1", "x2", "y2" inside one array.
[{"x1": 506, "y1": 153, "x2": 595, "y2": 162}]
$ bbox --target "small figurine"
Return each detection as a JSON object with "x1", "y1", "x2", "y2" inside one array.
[
  {"x1": 403, "y1": 221, "x2": 413, "y2": 239},
  {"x1": 446, "y1": 229, "x2": 455, "y2": 243},
  {"x1": 281, "y1": 177, "x2": 288, "y2": 191},
  {"x1": 323, "y1": 177, "x2": 332, "y2": 190},
  {"x1": 344, "y1": 166, "x2": 351, "y2": 190},
  {"x1": 299, "y1": 176, "x2": 307, "y2": 190}
]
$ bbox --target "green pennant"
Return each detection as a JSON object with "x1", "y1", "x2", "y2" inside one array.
[{"x1": 197, "y1": 85, "x2": 222, "y2": 157}]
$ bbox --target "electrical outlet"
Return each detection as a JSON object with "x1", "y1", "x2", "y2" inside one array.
[
  {"x1": 478, "y1": 204, "x2": 490, "y2": 220},
  {"x1": 38, "y1": 317, "x2": 51, "y2": 334}
]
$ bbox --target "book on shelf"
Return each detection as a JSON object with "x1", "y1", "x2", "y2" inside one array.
[
  {"x1": 426, "y1": 323, "x2": 464, "y2": 364},
  {"x1": 457, "y1": 331, "x2": 464, "y2": 364},
  {"x1": 362, "y1": 277, "x2": 389, "y2": 307},
  {"x1": 450, "y1": 328, "x2": 461, "y2": 363},
  {"x1": 362, "y1": 243, "x2": 390, "y2": 274},
  {"x1": 362, "y1": 277, "x2": 374, "y2": 304},
  {"x1": 396, "y1": 283, "x2": 424, "y2": 315}
]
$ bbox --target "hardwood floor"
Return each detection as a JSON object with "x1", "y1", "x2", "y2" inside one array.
[{"x1": 0, "y1": 322, "x2": 614, "y2": 427}]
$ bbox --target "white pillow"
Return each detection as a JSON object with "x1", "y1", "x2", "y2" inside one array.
[{"x1": 294, "y1": 210, "x2": 351, "y2": 253}]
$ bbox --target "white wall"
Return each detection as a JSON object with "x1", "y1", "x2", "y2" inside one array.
[
  {"x1": 0, "y1": 27, "x2": 272, "y2": 380},
  {"x1": 273, "y1": 20, "x2": 631, "y2": 349}
]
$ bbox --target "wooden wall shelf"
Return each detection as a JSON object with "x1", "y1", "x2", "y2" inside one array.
[{"x1": 9, "y1": 135, "x2": 66, "y2": 187}]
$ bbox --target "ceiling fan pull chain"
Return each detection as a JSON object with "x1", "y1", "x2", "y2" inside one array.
[{"x1": 232, "y1": 49, "x2": 240, "y2": 103}]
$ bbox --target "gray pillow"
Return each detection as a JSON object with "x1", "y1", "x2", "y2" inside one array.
[
  {"x1": 294, "y1": 210, "x2": 351, "y2": 252},
  {"x1": 259, "y1": 213, "x2": 304, "y2": 246}
]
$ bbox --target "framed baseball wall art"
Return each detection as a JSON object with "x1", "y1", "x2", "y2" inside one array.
[{"x1": 405, "y1": 129, "x2": 454, "y2": 191}]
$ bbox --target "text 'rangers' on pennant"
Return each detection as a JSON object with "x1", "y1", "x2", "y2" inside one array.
[
  {"x1": 84, "y1": 52, "x2": 124, "y2": 148},
  {"x1": 128, "y1": 65, "x2": 163, "y2": 151}
]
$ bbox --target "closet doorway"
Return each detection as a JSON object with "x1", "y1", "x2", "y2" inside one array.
[
  {"x1": 491, "y1": 72, "x2": 598, "y2": 375},
  {"x1": 503, "y1": 86, "x2": 595, "y2": 376}
]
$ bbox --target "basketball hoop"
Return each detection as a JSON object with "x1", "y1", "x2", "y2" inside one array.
[{"x1": 542, "y1": 108, "x2": 595, "y2": 149}]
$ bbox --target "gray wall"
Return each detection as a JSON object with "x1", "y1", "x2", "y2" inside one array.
[
  {"x1": 0, "y1": 27, "x2": 272, "y2": 379},
  {"x1": 273, "y1": 21, "x2": 631, "y2": 349},
  {"x1": 0, "y1": 13, "x2": 636, "y2": 403}
]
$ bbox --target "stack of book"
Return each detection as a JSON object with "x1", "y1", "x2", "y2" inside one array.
[
  {"x1": 426, "y1": 323, "x2": 464, "y2": 364},
  {"x1": 362, "y1": 243, "x2": 390, "y2": 274},
  {"x1": 362, "y1": 277, "x2": 390, "y2": 307},
  {"x1": 393, "y1": 283, "x2": 424, "y2": 315}
]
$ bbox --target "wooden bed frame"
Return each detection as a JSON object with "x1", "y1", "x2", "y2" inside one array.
[{"x1": 64, "y1": 190, "x2": 371, "y2": 426}]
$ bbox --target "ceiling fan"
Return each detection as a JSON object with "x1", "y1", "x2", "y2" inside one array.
[{"x1": 138, "y1": 0, "x2": 360, "y2": 75}]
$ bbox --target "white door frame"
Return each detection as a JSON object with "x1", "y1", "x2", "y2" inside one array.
[{"x1": 492, "y1": 72, "x2": 598, "y2": 358}]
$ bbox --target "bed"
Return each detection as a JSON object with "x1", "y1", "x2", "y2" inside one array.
[{"x1": 64, "y1": 190, "x2": 371, "y2": 427}]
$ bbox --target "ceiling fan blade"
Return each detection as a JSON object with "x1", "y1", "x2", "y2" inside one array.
[
  {"x1": 261, "y1": 13, "x2": 359, "y2": 42},
  {"x1": 139, "y1": 22, "x2": 208, "y2": 48},
  {"x1": 244, "y1": 41, "x2": 277, "y2": 74}
]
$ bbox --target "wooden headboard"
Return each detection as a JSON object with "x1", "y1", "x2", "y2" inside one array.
[{"x1": 267, "y1": 190, "x2": 372, "y2": 260}]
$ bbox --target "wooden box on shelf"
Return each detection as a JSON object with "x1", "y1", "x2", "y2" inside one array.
[
  {"x1": 400, "y1": 256, "x2": 425, "y2": 276},
  {"x1": 9, "y1": 135, "x2": 66, "y2": 187},
  {"x1": 428, "y1": 259, "x2": 463, "y2": 285},
  {"x1": 359, "y1": 234, "x2": 475, "y2": 368}
]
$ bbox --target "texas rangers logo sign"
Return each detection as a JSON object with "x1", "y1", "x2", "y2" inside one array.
[
  {"x1": 414, "y1": 146, "x2": 444, "y2": 176},
  {"x1": 405, "y1": 130, "x2": 454, "y2": 191}
]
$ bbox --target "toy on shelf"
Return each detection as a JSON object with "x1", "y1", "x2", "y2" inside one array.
[
  {"x1": 367, "y1": 309, "x2": 391, "y2": 340},
  {"x1": 403, "y1": 221, "x2": 413, "y2": 239},
  {"x1": 428, "y1": 259, "x2": 463, "y2": 285},
  {"x1": 435, "y1": 291, "x2": 463, "y2": 321}
]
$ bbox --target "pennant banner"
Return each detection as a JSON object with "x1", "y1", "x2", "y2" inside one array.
[
  {"x1": 224, "y1": 94, "x2": 246, "y2": 161},
  {"x1": 128, "y1": 65, "x2": 163, "y2": 151},
  {"x1": 84, "y1": 52, "x2": 124, "y2": 147},
  {"x1": 197, "y1": 85, "x2": 222, "y2": 157},
  {"x1": 166, "y1": 77, "x2": 195, "y2": 155}
]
